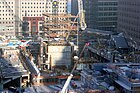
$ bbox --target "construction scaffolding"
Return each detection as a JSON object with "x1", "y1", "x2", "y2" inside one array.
[{"x1": 42, "y1": 13, "x2": 78, "y2": 39}]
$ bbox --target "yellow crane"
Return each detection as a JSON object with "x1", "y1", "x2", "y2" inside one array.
[
  {"x1": 78, "y1": 0, "x2": 87, "y2": 31},
  {"x1": 66, "y1": 0, "x2": 87, "y2": 41}
]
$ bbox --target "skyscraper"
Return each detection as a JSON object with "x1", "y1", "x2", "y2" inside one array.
[
  {"x1": 0, "y1": 0, "x2": 16, "y2": 36},
  {"x1": 0, "y1": 0, "x2": 69, "y2": 37},
  {"x1": 83, "y1": 0, "x2": 118, "y2": 32},
  {"x1": 117, "y1": 0, "x2": 140, "y2": 46},
  {"x1": 71, "y1": 0, "x2": 78, "y2": 16}
]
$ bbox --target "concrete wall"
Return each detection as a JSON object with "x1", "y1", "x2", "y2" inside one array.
[{"x1": 48, "y1": 45, "x2": 72, "y2": 69}]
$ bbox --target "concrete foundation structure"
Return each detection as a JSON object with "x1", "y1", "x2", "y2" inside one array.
[{"x1": 46, "y1": 44, "x2": 73, "y2": 70}]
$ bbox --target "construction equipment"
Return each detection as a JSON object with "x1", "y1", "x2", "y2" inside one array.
[
  {"x1": 65, "y1": 0, "x2": 87, "y2": 41},
  {"x1": 61, "y1": 0, "x2": 87, "y2": 92},
  {"x1": 78, "y1": 0, "x2": 87, "y2": 31},
  {"x1": 61, "y1": 43, "x2": 89, "y2": 93}
]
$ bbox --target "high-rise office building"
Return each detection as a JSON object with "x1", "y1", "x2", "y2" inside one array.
[
  {"x1": 117, "y1": 0, "x2": 140, "y2": 46},
  {"x1": 83, "y1": 0, "x2": 118, "y2": 32},
  {"x1": 0, "y1": 0, "x2": 69, "y2": 37},
  {"x1": 0, "y1": 0, "x2": 16, "y2": 36},
  {"x1": 71, "y1": 0, "x2": 78, "y2": 16}
]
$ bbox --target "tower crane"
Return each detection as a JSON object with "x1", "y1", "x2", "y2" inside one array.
[
  {"x1": 78, "y1": 0, "x2": 87, "y2": 31},
  {"x1": 66, "y1": 0, "x2": 86, "y2": 41},
  {"x1": 61, "y1": 1, "x2": 87, "y2": 92}
]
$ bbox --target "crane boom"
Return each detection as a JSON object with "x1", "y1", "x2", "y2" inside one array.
[
  {"x1": 78, "y1": 0, "x2": 87, "y2": 31},
  {"x1": 61, "y1": 1, "x2": 87, "y2": 92},
  {"x1": 66, "y1": 0, "x2": 87, "y2": 41},
  {"x1": 61, "y1": 43, "x2": 88, "y2": 93}
]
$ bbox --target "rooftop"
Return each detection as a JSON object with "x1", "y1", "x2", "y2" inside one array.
[{"x1": 0, "y1": 48, "x2": 28, "y2": 78}]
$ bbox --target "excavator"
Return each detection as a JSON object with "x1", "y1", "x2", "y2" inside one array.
[{"x1": 61, "y1": 0, "x2": 87, "y2": 92}]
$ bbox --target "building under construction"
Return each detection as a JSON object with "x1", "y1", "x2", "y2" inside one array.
[{"x1": 37, "y1": 0, "x2": 85, "y2": 70}]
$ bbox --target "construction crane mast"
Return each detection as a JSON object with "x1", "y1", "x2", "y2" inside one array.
[
  {"x1": 78, "y1": 0, "x2": 87, "y2": 31},
  {"x1": 61, "y1": 0, "x2": 87, "y2": 92},
  {"x1": 65, "y1": 0, "x2": 87, "y2": 40}
]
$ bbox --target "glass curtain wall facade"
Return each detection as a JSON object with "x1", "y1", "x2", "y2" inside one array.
[
  {"x1": 117, "y1": 0, "x2": 140, "y2": 46},
  {"x1": 83, "y1": 0, "x2": 118, "y2": 32}
]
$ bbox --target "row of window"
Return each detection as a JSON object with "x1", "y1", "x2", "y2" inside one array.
[
  {"x1": 118, "y1": 24, "x2": 139, "y2": 34},
  {"x1": 22, "y1": 10, "x2": 44, "y2": 12},
  {"x1": 21, "y1": 6, "x2": 44, "y2": 8},
  {"x1": 46, "y1": 0, "x2": 65, "y2": 1},
  {"x1": 118, "y1": 18, "x2": 139, "y2": 27},
  {"x1": 119, "y1": 1, "x2": 140, "y2": 6},
  {"x1": 98, "y1": 12, "x2": 117, "y2": 16},
  {"x1": 0, "y1": 14, "x2": 14, "y2": 16},
  {"x1": 0, "y1": 6, "x2": 14, "y2": 8},
  {"x1": 22, "y1": 2, "x2": 44, "y2": 5},
  {"x1": 22, "y1": 14, "x2": 42, "y2": 16},
  {"x1": 98, "y1": 17, "x2": 117, "y2": 21},
  {"x1": 21, "y1": 10, "x2": 66, "y2": 15},
  {"x1": 119, "y1": 7, "x2": 139, "y2": 13},
  {"x1": 22, "y1": 10, "x2": 65, "y2": 12},
  {"x1": 98, "y1": 2, "x2": 118, "y2": 6},
  {"x1": 97, "y1": 26, "x2": 116, "y2": 31},
  {"x1": 21, "y1": 6, "x2": 66, "y2": 9},
  {"x1": 0, "y1": 12, "x2": 66, "y2": 17},
  {"x1": 0, "y1": 10, "x2": 13, "y2": 12},
  {"x1": 0, "y1": 21, "x2": 14, "y2": 24},
  {"x1": 21, "y1": 13, "x2": 65, "y2": 17},
  {"x1": 22, "y1": 2, "x2": 66, "y2": 5},
  {"x1": 48, "y1": 2, "x2": 66, "y2": 5},
  {"x1": 0, "y1": 17, "x2": 14, "y2": 20},
  {"x1": 98, "y1": 7, "x2": 117, "y2": 11},
  {"x1": 119, "y1": 12, "x2": 139, "y2": 20},
  {"x1": 98, "y1": 22, "x2": 117, "y2": 26},
  {"x1": 0, "y1": 2, "x2": 13, "y2": 4}
]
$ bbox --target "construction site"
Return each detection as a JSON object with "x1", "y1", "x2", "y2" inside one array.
[
  {"x1": 0, "y1": 0, "x2": 87, "y2": 92},
  {"x1": 1, "y1": 0, "x2": 140, "y2": 93}
]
